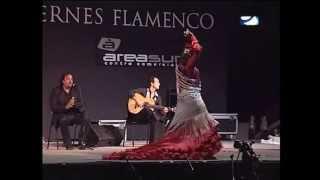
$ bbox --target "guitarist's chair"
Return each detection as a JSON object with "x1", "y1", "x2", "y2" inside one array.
[
  {"x1": 125, "y1": 92, "x2": 152, "y2": 147},
  {"x1": 123, "y1": 119, "x2": 151, "y2": 147},
  {"x1": 46, "y1": 113, "x2": 80, "y2": 150}
]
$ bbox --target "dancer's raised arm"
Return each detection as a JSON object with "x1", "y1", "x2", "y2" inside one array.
[{"x1": 179, "y1": 29, "x2": 203, "y2": 77}]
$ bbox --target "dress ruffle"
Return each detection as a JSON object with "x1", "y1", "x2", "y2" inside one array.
[{"x1": 103, "y1": 121, "x2": 222, "y2": 160}]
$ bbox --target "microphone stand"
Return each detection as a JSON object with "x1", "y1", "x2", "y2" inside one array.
[
  {"x1": 186, "y1": 157, "x2": 195, "y2": 172},
  {"x1": 235, "y1": 140, "x2": 260, "y2": 180},
  {"x1": 75, "y1": 83, "x2": 93, "y2": 150},
  {"x1": 126, "y1": 159, "x2": 143, "y2": 180},
  {"x1": 235, "y1": 148, "x2": 241, "y2": 180},
  {"x1": 230, "y1": 154, "x2": 236, "y2": 180}
]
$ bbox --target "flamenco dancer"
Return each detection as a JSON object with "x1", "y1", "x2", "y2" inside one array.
[{"x1": 103, "y1": 29, "x2": 222, "y2": 160}]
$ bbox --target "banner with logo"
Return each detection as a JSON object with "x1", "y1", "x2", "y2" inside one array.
[
  {"x1": 42, "y1": 1, "x2": 233, "y2": 69},
  {"x1": 42, "y1": 1, "x2": 279, "y2": 137}
]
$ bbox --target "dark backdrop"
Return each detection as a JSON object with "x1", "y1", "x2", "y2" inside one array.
[{"x1": 42, "y1": 1, "x2": 279, "y2": 137}]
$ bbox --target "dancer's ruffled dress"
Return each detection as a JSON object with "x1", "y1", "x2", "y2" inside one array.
[{"x1": 103, "y1": 31, "x2": 222, "y2": 160}]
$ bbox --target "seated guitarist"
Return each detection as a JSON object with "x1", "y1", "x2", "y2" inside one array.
[{"x1": 127, "y1": 76, "x2": 169, "y2": 143}]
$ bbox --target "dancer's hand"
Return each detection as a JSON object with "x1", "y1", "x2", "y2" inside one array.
[{"x1": 184, "y1": 29, "x2": 201, "y2": 51}]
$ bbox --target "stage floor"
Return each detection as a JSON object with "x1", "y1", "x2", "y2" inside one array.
[{"x1": 43, "y1": 140, "x2": 280, "y2": 164}]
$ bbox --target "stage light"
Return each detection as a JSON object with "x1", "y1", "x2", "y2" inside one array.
[{"x1": 240, "y1": 16, "x2": 259, "y2": 26}]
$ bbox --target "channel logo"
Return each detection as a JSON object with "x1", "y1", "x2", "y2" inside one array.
[{"x1": 240, "y1": 16, "x2": 259, "y2": 26}]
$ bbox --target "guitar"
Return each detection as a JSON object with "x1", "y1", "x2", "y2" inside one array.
[{"x1": 128, "y1": 93, "x2": 175, "y2": 114}]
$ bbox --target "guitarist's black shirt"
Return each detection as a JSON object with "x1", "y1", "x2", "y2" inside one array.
[{"x1": 127, "y1": 88, "x2": 171, "y2": 142}]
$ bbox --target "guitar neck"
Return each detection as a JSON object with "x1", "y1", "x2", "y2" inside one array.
[
  {"x1": 145, "y1": 105, "x2": 174, "y2": 111},
  {"x1": 145, "y1": 104, "x2": 163, "y2": 109}
]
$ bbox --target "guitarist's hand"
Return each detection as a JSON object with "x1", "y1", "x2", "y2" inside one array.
[
  {"x1": 133, "y1": 98, "x2": 144, "y2": 107},
  {"x1": 65, "y1": 97, "x2": 75, "y2": 109},
  {"x1": 162, "y1": 107, "x2": 169, "y2": 114}
]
